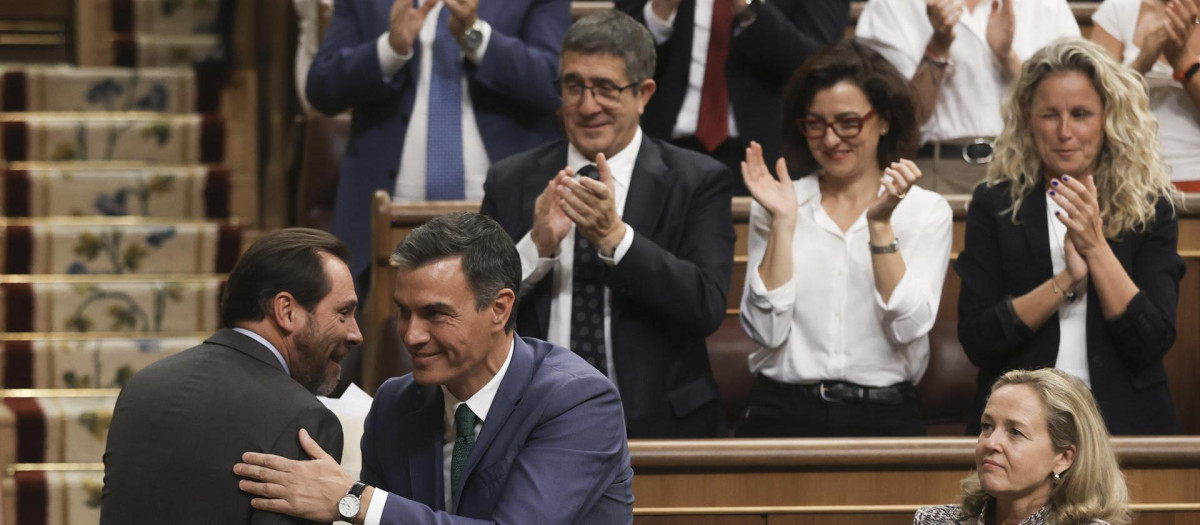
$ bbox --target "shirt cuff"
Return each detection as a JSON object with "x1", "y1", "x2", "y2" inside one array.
[
  {"x1": 746, "y1": 263, "x2": 795, "y2": 311},
  {"x1": 377, "y1": 32, "x2": 413, "y2": 81},
  {"x1": 362, "y1": 488, "x2": 388, "y2": 525},
  {"x1": 643, "y1": 1, "x2": 675, "y2": 44},
  {"x1": 598, "y1": 224, "x2": 633, "y2": 266},
  {"x1": 516, "y1": 231, "x2": 557, "y2": 291},
  {"x1": 464, "y1": 20, "x2": 492, "y2": 65}
]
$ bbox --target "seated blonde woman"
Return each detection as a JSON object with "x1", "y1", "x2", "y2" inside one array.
[{"x1": 914, "y1": 368, "x2": 1129, "y2": 525}]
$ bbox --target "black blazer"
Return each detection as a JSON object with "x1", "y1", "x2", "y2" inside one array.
[
  {"x1": 617, "y1": 0, "x2": 850, "y2": 164},
  {"x1": 101, "y1": 329, "x2": 344, "y2": 524},
  {"x1": 956, "y1": 182, "x2": 1183, "y2": 435},
  {"x1": 481, "y1": 137, "x2": 735, "y2": 438}
]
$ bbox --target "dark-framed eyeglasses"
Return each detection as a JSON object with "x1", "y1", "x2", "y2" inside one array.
[
  {"x1": 555, "y1": 78, "x2": 639, "y2": 106},
  {"x1": 795, "y1": 109, "x2": 877, "y2": 139}
]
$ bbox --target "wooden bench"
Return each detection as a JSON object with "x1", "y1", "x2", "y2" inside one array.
[{"x1": 363, "y1": 191, "x2": 1200, "y2": 434}]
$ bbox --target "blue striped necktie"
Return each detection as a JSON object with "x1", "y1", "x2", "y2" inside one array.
[{"x1": 425, "y1": 6, "x2": 465, "y2": 200}]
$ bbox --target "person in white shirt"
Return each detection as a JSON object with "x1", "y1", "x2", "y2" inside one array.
[
  {"x1": 956, "y1": 38, "x2": 1182, "y2": 436},
  {"x1": 737, "y1": 40, "x2": 953, "y2": 437},
  {"x1": 855, "y1": 0, "x2": 1079, "y2": 194},
  {"x1": 1090, "y1": 0, "x2": 1200, "y2": 188}
]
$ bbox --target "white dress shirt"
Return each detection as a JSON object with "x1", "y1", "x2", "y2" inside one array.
[
  {"x1": 740, "y1": 176, "x2": 953, "y2": 386},
  {"x1": 855, "y1": 0, "x2": 1079, "y2": 142},
  {"x1": 362, "y1": 338, "x2": 515, "y2": 523},
  {"x1": 231, "y1": 327, "x2": 289, "y2": 374},
  {"x1": 643, "y1": 0, "x2": 740, "y2": 139},
  {"x1": 1046, "y1": 194, "x2": 1090, "y2": 387},
  {"x1": 513, "y1": 130, "x2": 642, "y2": 384},
  {"x1": 1092, "y1": 0, "x2": 1200, "y2": 182},
  {"x1": 376, "y1": 4, "x2": 493, "y2": 201}
]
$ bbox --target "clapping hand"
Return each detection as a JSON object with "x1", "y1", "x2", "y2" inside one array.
[
  {"x1": 926, "y1": 0, "x2": 964, "y2": 55},
  {"x1": 986, "y1": 0, "x2": 1015, "y2": 62},
  {"x1": 444, "y1": 0, "x2": 480, "y2": 40},
  {"x1": 741, "y1": 141, "x2": 797, "y2": 224},
  {"x1": 388, "y1": 0, "x2": 437, "y2": 56},
  {"x1": 1164, "y1": 0, "x2": 1200, "y2": 69},
  {"x1": 867, "y1": 159, "x2": 921, "y2": 223},
  {"x1": 531, "y1": 169, "x2": 573, "y2": 257},
  {"x1": 557, "y1": 154, "x2": 626, "y2": 255},
  {"x1": 1048, "y1": 174, "x2": 1108, "y2": 260}
]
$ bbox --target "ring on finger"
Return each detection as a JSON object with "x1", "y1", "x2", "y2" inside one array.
[
  {"x1": 897, "y1": 191, "x2": 908, "y2": 199},
  {"x1": 1193, "y1": 15, "x2": 1200, "y2": 24}
]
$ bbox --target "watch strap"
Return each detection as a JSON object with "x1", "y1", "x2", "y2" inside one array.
[
  {"x1": 869, "y1": 237, "x2": 900, "y2": 254},
  {"x1": 348, "y1": 481, "x2": 367, "y2": 498}
]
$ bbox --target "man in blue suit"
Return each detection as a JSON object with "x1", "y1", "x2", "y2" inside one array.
[
  {"x1": 235, "y1": 212, "x2": 634, "y2": 524},
  {"x1": 308, "y1": 0, "x2": 570, "y2": 285}
]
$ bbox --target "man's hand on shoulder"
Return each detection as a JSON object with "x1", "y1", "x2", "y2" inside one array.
[{"x1": 235, "y1": 429, "x2": 364, "y2": 523}]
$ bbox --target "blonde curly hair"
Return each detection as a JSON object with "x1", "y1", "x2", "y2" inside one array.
[
  {"x1": 985, "y1": 38, "x2": 1176, "y2": 239},
  {"x1": 960, "y1": 369, "x2": 1130, "y2": 525}
]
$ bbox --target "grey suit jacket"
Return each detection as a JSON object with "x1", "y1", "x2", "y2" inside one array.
[{"x1": 100, "y1": 329, "x2": 344, "y2": 525}]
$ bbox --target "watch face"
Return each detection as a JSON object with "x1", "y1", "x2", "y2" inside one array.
[{"x1": 338, "y1": 495, "x2": 360, "y2": 519}]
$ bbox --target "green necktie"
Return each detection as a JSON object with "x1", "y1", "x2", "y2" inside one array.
[{"x1": 450, "y1": 403, "x2": 478, "y2": 503}]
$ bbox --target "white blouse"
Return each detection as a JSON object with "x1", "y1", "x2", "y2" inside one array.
[
  {"x1": 855, "y1": 0, "x2": 1079, "y2": 143},
  {"x1": 1045, "y1": 194, "x2": 1090, "y2": 387},
  {"x1": 740, "y1": 176, "x2": 953, "y2": 386},
  {"x1": 1092, "y1": 0, "x2": 1200, "y2": 182}
]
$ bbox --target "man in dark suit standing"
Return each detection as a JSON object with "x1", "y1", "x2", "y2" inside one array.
[
  {"x1": 481, "y1": 9, "x2": 735, "y2": 438},
  {"x1": 309, "y1": 0, "x2": 571, "y2": 288},
  {"x1": 100, "y1": 229, "x2": 363, "y2": 525},
  {"x1": 233, "y1": 212, "x2": 633, "y2": 523},
  {"x1": 616, "y1": 0, "x2": 849, "y2": 194}
]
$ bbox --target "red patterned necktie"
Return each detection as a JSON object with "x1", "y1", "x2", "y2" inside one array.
[{"x1": 696, "y1": 0, "x2": 732, "y2": 152}]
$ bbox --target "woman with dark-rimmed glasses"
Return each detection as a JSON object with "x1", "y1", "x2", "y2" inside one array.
[{"x1": 736, "y1": 40, "x2": 953, "y2": 437}]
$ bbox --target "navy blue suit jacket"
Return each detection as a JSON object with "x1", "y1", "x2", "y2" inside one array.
[
  {"x1": 956, "y1": 181, "x2": 1183, "y2": 435},
  {"x1": 359, "y1": 336, "x2": 634, "y2": 524},
  {"x1": 307, "y1": 0, "x2": 570, "y2": 276},
  {"x1": 481, "y1": 137, "x2": 735, "y2": 438}
]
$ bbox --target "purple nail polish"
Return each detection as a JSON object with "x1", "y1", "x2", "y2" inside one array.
[
  {"x1": 1054, "y1": 211, "x2": 1060, "y2": 216},
  {"x1": 1049, "y1": 190, "x2": 1056, "y2": 196},
  {"x1": 1062, "y1": 175, "x2": 1070, "y2": 181},
  {"x1": 1051, "y1": 180, "x2": 1058, "y2": 186}
]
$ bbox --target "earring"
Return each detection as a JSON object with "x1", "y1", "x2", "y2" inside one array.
[
  {"x1": 880, "y1": 128, "x2": 889, "y2": 135},
  {"x1": 1052, "y1": 472, "x2": 1062, "y2": 484}
]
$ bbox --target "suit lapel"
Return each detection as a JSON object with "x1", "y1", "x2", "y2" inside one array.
[
  {"x1": 405, "y1": 387, "x2": 445, "y2": 510},
  {"x1": 452, "y1": 337, "x2": 535, "y2": 512},
  {"x1": 621, "y1": 138, "x2": 674, "y2": 244},
  {"x1": 1017, "y1": 185, "x2": 1053, "y2": 282}
]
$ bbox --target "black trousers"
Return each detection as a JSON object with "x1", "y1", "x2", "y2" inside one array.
[{"x1": 735, "y1": 375, "x2": 927, "y2": 437}]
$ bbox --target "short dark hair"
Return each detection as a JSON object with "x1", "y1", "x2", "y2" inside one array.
[
  {"x1": 391, "y1": 212, "x2": 521, "y2": 332},
  {"x1": 780, "y1": 39, "x2": 920, "y2": 175},
  {"x1": 221, "y1": 228, "x2": 350, "y2": 327},
  {"x1": 561, "y1": 9, "x2": 656, "y2": 84}
]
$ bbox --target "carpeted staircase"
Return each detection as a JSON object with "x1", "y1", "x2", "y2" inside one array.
[{"x1": 0, "y1": 1, "x2": 244, "y2": 522}]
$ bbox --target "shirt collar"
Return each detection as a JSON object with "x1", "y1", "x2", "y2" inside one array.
[
  {"x1": 566, "y1": 127, "x2": 641, "y2": 193},
  {"x1": 232, "y1": 327, "x2": 290, "y2": 375},
  {"x1": 795, "y1": 173, "x2": 822, "y2": 205},
  {"x1": 441, "y1": 338, "x2": 515, "y2": 426}
]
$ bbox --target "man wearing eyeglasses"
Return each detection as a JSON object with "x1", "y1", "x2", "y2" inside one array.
[{"x1": 481, "y1": 9, "x2": 736, "y2": 438}]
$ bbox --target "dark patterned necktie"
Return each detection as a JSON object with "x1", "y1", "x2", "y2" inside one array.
[
  {"x1": 569, "y1": 165, "x2": 607, "y2": 373},
  {"x1": 450, "y1": 403, "x2": 477, "y2": 503}
]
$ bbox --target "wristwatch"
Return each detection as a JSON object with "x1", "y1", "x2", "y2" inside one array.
[
  {"x1": 736, "y1": 0, "x2": 763, "y2": 25},
  {"x1": 458, "y1": 19, "x2": 486, "y2": 54},
  {"x1": 869, "y1": 237, "x2": 900, "y2": 254},
  {"x1": 338, "y1": 482, "x2": 367, "y2": 522}
]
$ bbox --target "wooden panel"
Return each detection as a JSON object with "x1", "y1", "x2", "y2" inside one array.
[
  {"x1": 637, "y1": 517, "x2": 764, "y2": 525},
  {"x1": 627, "y1": 438, "x2": 1200, "y2": 520}
]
